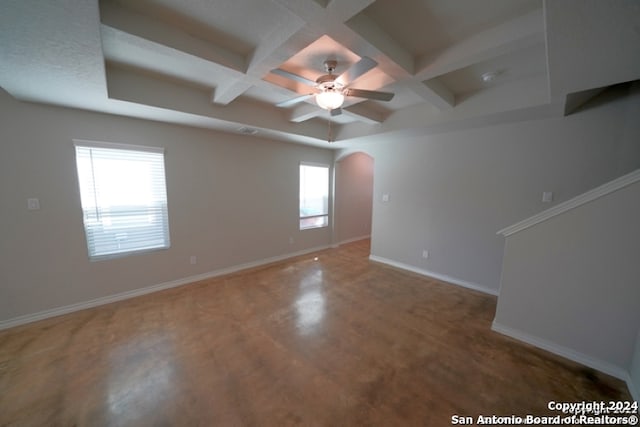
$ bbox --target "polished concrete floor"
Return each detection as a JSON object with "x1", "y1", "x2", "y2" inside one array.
[{"x1": 0, "y1": 240, "x2": 633, "y2": 426}]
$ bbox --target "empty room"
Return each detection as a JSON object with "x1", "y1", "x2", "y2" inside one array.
[{"x1": 1, "y1": 0, "x2": 639, "y2": 425}]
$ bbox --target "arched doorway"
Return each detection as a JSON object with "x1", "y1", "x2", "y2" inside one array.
[{"x1": 333, "y1": 152, "x2": 374, "y2": 247}]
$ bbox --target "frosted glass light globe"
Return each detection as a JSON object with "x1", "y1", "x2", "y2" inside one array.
[{"x1": 316, "y1": 90, "x2": 344, "y2": 110}]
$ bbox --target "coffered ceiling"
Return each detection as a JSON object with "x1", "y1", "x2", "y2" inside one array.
[{"x1": 1, "y1": 0, "x2": 639, "y2": 148}]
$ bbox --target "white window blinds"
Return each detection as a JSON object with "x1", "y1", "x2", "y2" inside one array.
[
  {"x1": 74, "y1": 141, "x2": 170, "y2": 260},
  {"x1": 299, "y1": 163, "x2": 329, "y2": 230}
]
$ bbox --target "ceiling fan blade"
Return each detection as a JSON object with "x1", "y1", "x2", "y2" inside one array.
[
  {"x1": 275, "y1": 93, "x2": 315, "y2": 108},
  {"x1": 344, "y1": 88, "x2": 394, "y2": 102},
  {"x1": 335, "y1": 56, "x2": 377, "y2": 86},
  {"x1": 270, "y1": 68, "x2": 317, "y2": 87}
]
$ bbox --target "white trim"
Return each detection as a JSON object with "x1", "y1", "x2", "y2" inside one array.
[
  {"x1": 300, "y1": 160, "x2": 330, "y2": 168},
  {"x1": 334, "y1": 150, "x2": 374, "y2": 162},
  {"x1": 333, "y1": 234, "x2": 371, "y2": 248},
  {"x1": 369, "y1": 255, "x2": 498, "y2": 296},
  {"x1": 497, "y1": 169, "x2": 640, "y2": 237},
  {"x1": 0, "y1": 245, "x2": 330, "y2": 331},
  {"x1": 491, "y1": 321, "x2": 630, "y2": 381},
  {"x1": 73, "y1": 138, "x2": 164, "y2": 153}
]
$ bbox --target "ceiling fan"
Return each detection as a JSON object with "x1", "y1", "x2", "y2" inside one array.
[{"x1": 271, "y1": 56, "x2": 394, "y2": 112}]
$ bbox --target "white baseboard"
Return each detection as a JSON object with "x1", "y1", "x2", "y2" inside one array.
[
  {"x1": 368, "y1": 255, "x2": 498, "y2": 296},
  {"x1": 491, "y1": 321, "x2": 631, "y2": 383},
  {"x1": 0, "y1": 245, "x2": 331, "y2": 330},
  {"x1": 332, "y1": 234, "x2": 371, "y2": 248}
]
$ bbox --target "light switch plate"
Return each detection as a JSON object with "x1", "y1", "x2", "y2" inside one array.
[
  {"x1": 27, "y1": 198, "x2": 40, "y2": 210},
  {"x1": 542, "y1": 192, "x2": 553, "y2": 203}
]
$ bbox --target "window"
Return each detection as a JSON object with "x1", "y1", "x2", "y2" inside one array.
[
  {"x1": 299, "y1": 163, "x2": 329, "y2": 230},
  {"x1": 74, "y1": 141, "x2": 170, "y2": 260}
]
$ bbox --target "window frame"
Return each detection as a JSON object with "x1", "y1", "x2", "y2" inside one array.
[
  {"x1": 73, "y1": 139, "x2": 171, "y2": 261},
  {"x1": 299, "y1": 161, "x2": 330, "y2": 230}
]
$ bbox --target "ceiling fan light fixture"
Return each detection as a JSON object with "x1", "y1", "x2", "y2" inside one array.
[{"x1": 316, "y1": 90, "x2": 344, "y2": 110}]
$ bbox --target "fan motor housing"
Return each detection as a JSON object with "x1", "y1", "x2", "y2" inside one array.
[
  {"x1": 316, "y1": 80, "x2": 344, "y2": 92},
  {"x1": 315, "y1": 59, "x2": 341, "y2": 87}
]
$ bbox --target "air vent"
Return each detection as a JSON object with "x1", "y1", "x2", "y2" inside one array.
[{"x1": 238, "y1": 126, "x2": 258, "y2": 135}]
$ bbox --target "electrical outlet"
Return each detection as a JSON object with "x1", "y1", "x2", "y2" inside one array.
[
  {"x1": 190, "y1": 255, "x2": 197, "y2": 265},
  {"x1": 289, "y1": 237, "x2": 294, "y2": 244},
  {"x1": 422, "y1": 250, "x2": 429, "y2": 259}
]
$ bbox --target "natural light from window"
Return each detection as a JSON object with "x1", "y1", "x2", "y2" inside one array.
[
  {"x1": 299, "y1": 163, "x2": 329, "y2": 230},
  {"x1": 74, "y1": 141, "x2": 170, "y2": 260}
]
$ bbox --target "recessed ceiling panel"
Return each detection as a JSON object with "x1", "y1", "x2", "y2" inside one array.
[
  {"x1": 101, "y1": 25, "x2": 243, "y2": 90},
  {"x1": 270, "y1": 35, "x2": 364, "y2": 84},
  {"x1": 264, "y1": 35, "x2": 397, "y2": 111},
  {"x1": 434, "y1": 43, "x2": 547, "y2": 98},
  {"x1": 362, "y1": 0, "x2": 541, "y2": 57},
  {"x1": 109, "y1": 0, "x2": 294, "y2": 56},
  {"x1": 4, "y1": 0, "x2": 636, "y2": 148}
]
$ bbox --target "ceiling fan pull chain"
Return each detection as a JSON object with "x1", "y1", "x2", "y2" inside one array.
[{"x1": 327, "y1": 113, "x2": 333, "y2": 143}]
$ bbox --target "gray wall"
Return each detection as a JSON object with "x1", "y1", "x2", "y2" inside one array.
[
  {"x1": 334, "y1": 152, "x2": 373, "y2": 244},
  {"x1": 494, "y1": 179, "x2": 640, "y2": 377},
  {"x1": 361, "y1": 84, "x2": 640, "y2": 294},
  {"x1": 0, "y1": 90, "x2": 333, "y2": 322},
  {"x1": 631, "y1": 330, "x2": 640, "y2": 400}
]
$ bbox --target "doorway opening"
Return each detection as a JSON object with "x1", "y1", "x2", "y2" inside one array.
[{"x1": 334, "y1": 152, "x2": 374, "y2": 249}]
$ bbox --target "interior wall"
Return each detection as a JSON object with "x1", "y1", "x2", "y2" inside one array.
[
  {"x1": 361, "y1": 84, "x2": 640, "y2": 294},
  {"x1": 0, "y1": 90, "x2": 333, "y2": 323},
  {"x1": 494, "y1": 179, "x2": 640, "y2": 377},
  {"x1": 631, "y1": 330, "x2": 640, "y2": 400},
  {"x1": 334, "y1": 152, "x2": 373, "y2": 244}
]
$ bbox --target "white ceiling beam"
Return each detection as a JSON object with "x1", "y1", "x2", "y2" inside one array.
[
  {"x1": 272, "y1": 0, "x2": 374, "y2": 24},
  {"x1": 100, "y1": 1, "x2": 246, "y2": 73},
  {"x1": 334, "y1": 74, "x2": 559, "y2": 144},
  {"x1": 325, "y1": 0, "x2": 377, "y2": 23},
  {"x1": 289, "y1": 103, "x2": 324, "y2": 122},
  {"x1": 204, "y1": 0, "x2": 375, "y2": 106},
  {"x1": 222, "y1": 6, "x2": 313, "y2": 104},
  {"x1": 211, "y1": 79, "x2": 256, "y2": 105},
  {"x1": 341, "y1": 104, "x2": 385, "y2": 124},
  {"x1": 270, "y1": 0, "x2": 326, "y2": 22},
  {"x1": 329, "y1": 23, "x2": 455, "y2": 111},
  {"x1": 246, "y1": 18, "x2": 308, "y2": 75},
  {"x1": 419, "y1": 79, "x2": 455, "y2": 110},
  {"x1": 287, "y1": 97, "x2": 388, "y2": 125},
  {"x1": 288, "y1": 97, "x2": 388, "y2": 125},
  {"x1": 235, "y1": 0, "x2": 377, "y2": 117},
  {"x1": 415, "y1": 9, "x2": 544, "y2": 81},
  {"x1": 263, "y1": 0, "x2": 371, "y2": 72},
  {"x1": 343, "y1": 13, "x2": 414, "y2": 75},
  {"x1": 106, "y1": 64, "x2": 329, "y2": 141},
  {"x1": 101, "y1": 25, "x2": 245, "y2": 86}
]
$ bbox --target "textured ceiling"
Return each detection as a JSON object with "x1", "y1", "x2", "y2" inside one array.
[{"x1": 1, "y1": 0, "x2": 639, "y2": 149}]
